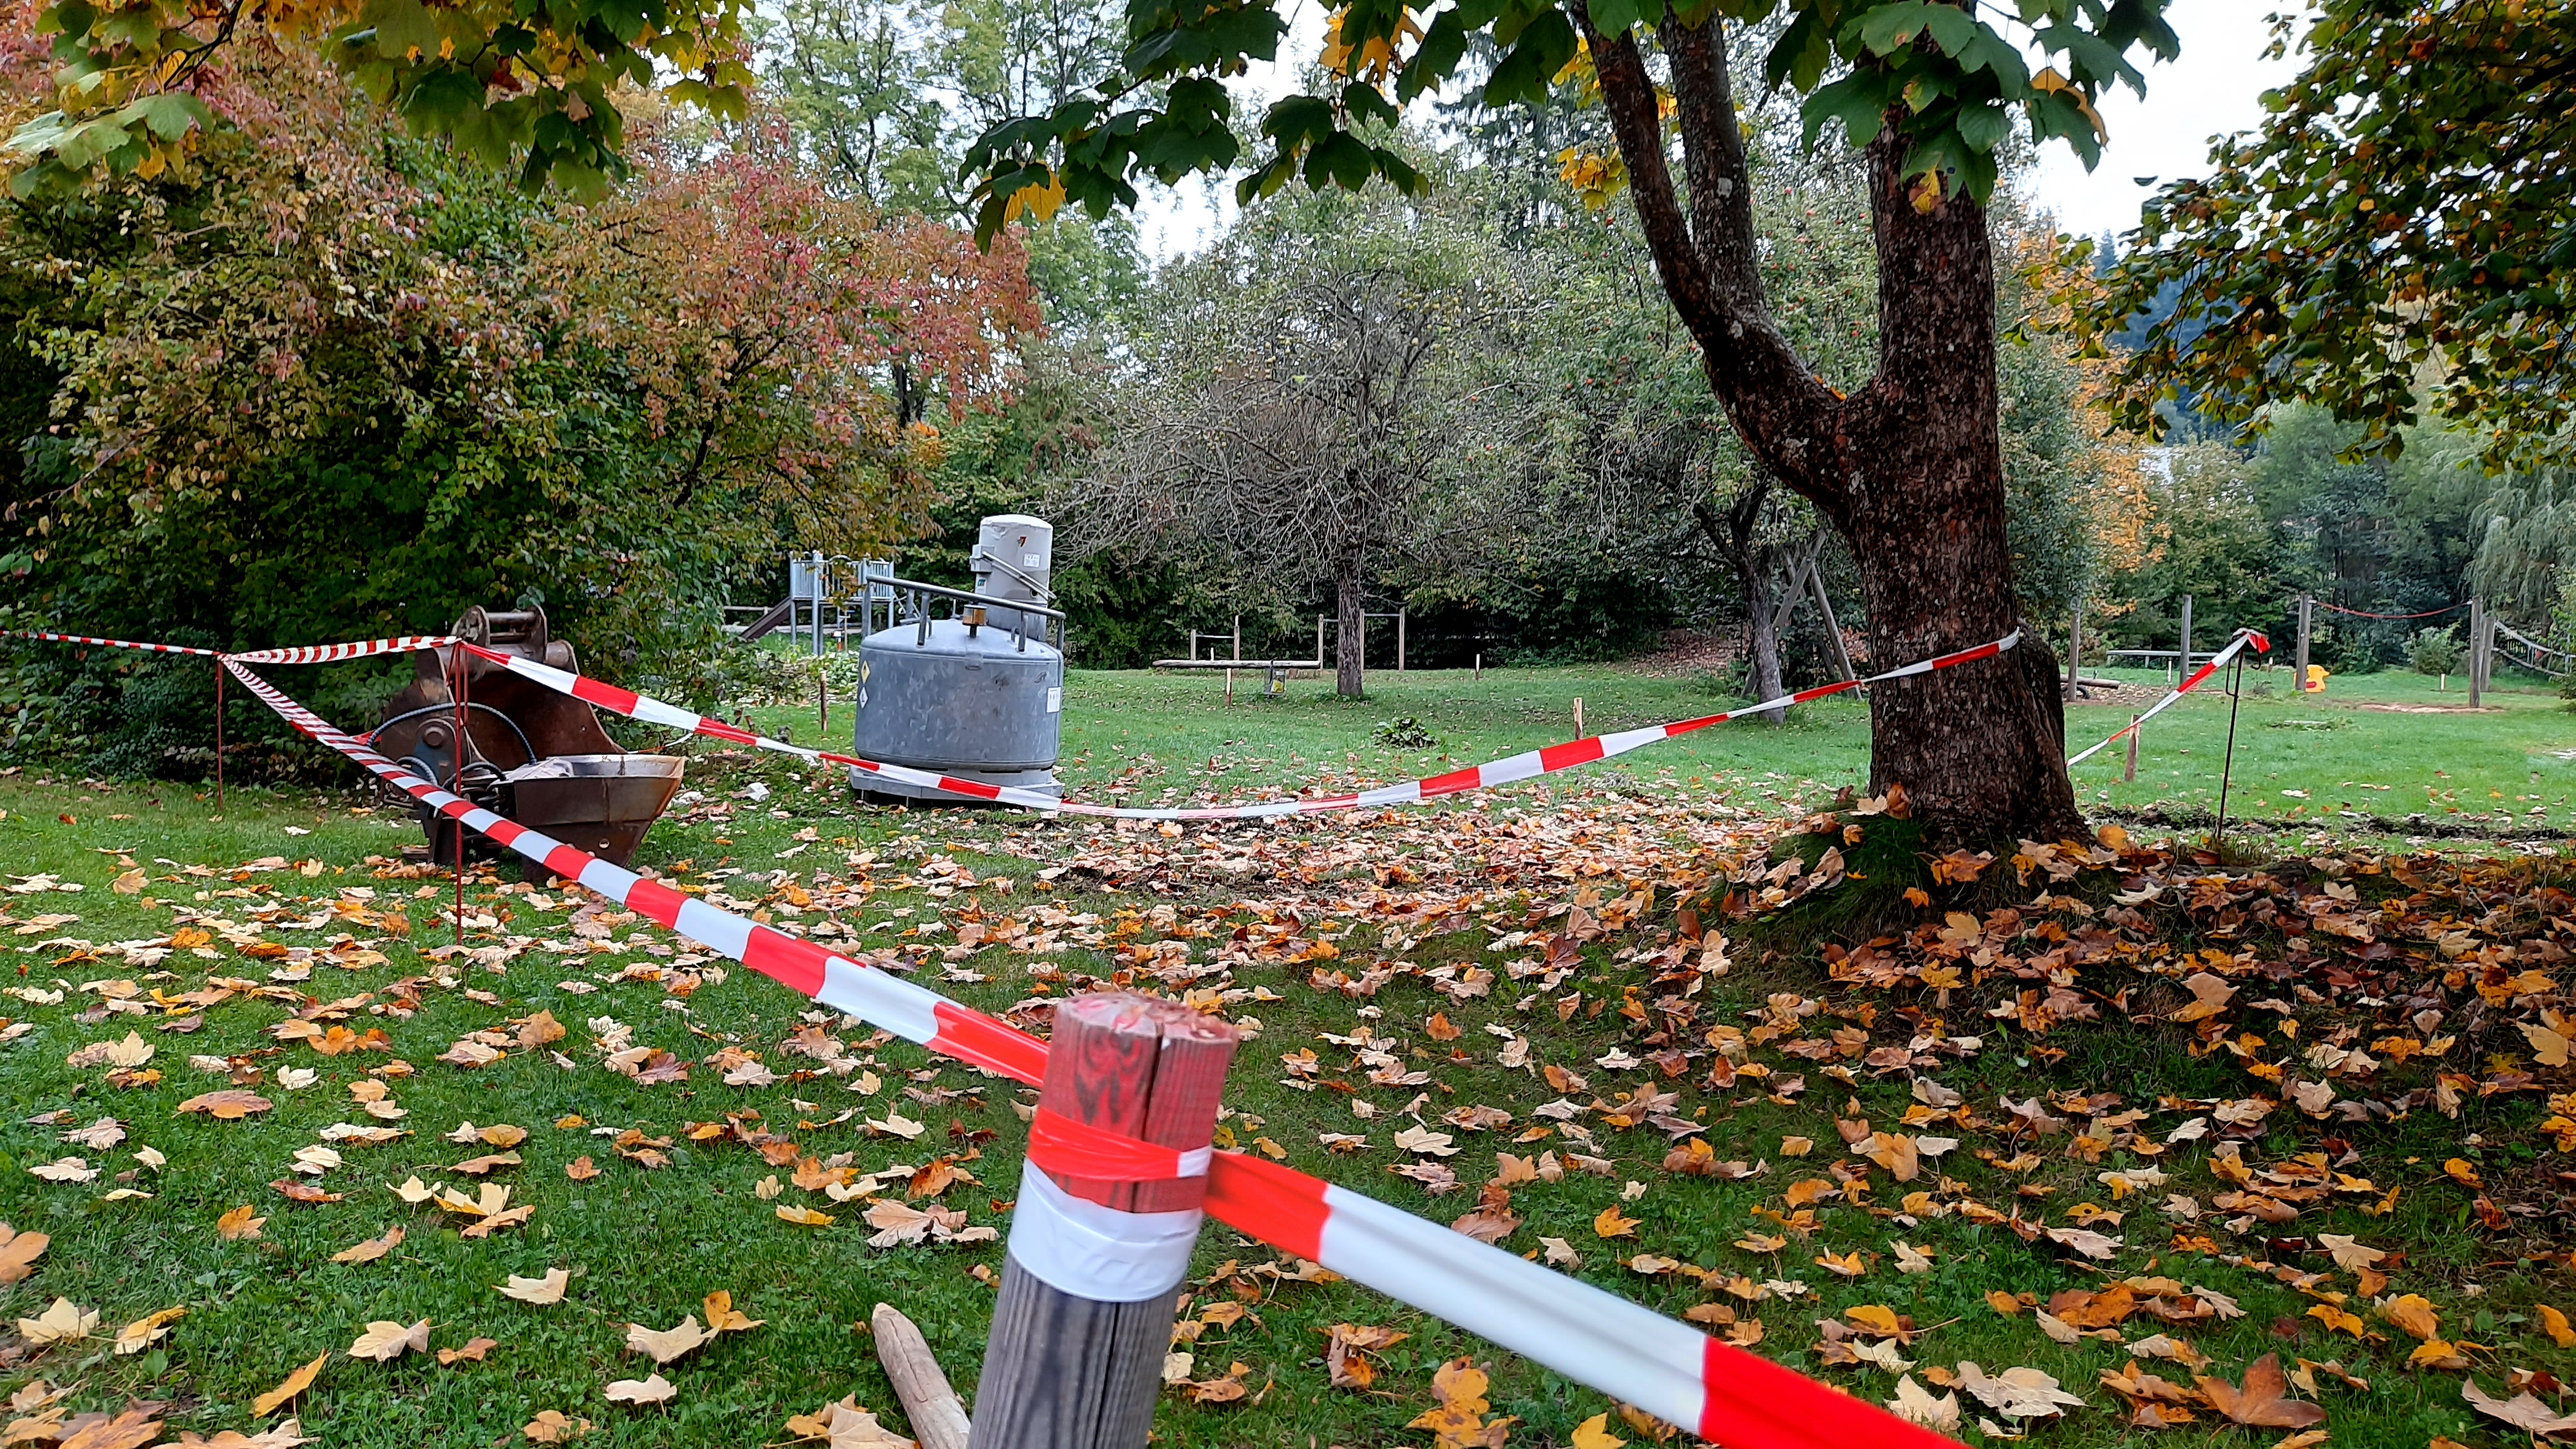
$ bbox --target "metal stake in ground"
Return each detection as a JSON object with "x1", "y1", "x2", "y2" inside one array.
[
  {"x1": 2213, "y1": 645, "x2": 2246, "y2": 854},
  {"x1": 451, "y1": 649, "x2": 469, "y2": 945},
  {"x1": 213, "y1": 659, "x2": 225, "y2": 817},
  {"x1": 969, "y1": 994, "x2": 1237, "y2": 1449}
]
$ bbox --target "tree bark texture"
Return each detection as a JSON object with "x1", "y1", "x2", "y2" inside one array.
[
  {"x1": 1575, "y1": 3, "x2": 2084, "y2": 842},
  {"x1": 1335, "y1": 565, "x2": 1366, "y2": 698}
]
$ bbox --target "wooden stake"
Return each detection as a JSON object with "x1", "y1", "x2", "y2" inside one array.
[
  {"x1": 2293, "y1": 593, "x2": 2311, "y2": 690},
  {"x1": 2065, "y1": 595, "x2": 2085, "y2": 700},
  {"x1": 1808, "y1": 565, "x2": 1856, "y2": 684},
  {"x1": 2124, "y1": 715, "x2": 2138, "y2": 783},
  {"x1": 2470, "y1": 598, "x2": 2485, "y2": 710},
  {"x1": 1574, "y1": 697, "x2": 1586, "y2": 738},
  {"x1": 819, "y1": 670, "x2": 829, "y2": 734},
  {"x1": 969, "y1": 994, "x2": 1237, "y2": 1449},
  {"x1": 873, "y1": 1303, "x2": 971, "y2": 1449}
]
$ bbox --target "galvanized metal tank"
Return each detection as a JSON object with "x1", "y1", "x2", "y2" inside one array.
[{"x1": 851, "y1": 616, "x2": 1063, "y2": 802}]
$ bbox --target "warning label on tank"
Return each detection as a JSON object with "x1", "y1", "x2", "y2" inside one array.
[{"x1": 1046, "y1": 688, "x2": 1061, "y2": 714}]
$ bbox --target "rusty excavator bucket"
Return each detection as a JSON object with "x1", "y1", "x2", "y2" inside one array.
[{"x1": 369, "y1": 606, "x2": 685, "y2": 871}]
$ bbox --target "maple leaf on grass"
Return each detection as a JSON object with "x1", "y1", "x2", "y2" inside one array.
[
  {"x1": 252, "y1": 1353, "x2": 328, "y2": 1416},
  {"x1": 51, "y1": 1406, "x2": 161, "y2": 1449},
  {"x1": 1592, "y1": 1205, "x2": 1639, "y2": 1240},
  {"x1": 1570, "y1": 1412, "x2": 1626, "y2": 1448},
  {"x1": 521, "y1": 1409, "x2": 593, "y2": 1443},
  {"x1": 2464, "y1": 1378, "x2": 2576, "y2": 1435},
  {"x1": 114, "y1": 1305, "x2": 186, "y2": 1354},
  {"x1": 176, "y1": 1090, "x2": 274, "y2": 1121},
  {"x1": 2197, "y1": 1354, "x2": 2327, "y2": 1429},
  {"x1": 17, "y1": 1296, "x2": 98, "y2": 1345},
  {"x1": 782, "y1": 1396, "x2": 911, "y2": 1445},
  {"x1": 2542, "y1": 1304, "x2": 2576, "y2": 1350},
  {"x1": 1955, "y1": 1362, "x2": 2086, "y2": 1421},
  {"x1": 702, "y1": 1291, "x2": 764, "y2": 1334},
  {"x1": 1323, "y1": 1322, "x2": 1408, "y2": 1390},
  {"x1": 1408, "y1": 1358, "x2": 1515, "y2": 1448},
  {"x1": 1886, "y1": 1375, "x2": 1961, "y2": 1434},
  {"x1": 437, "y1": 1338, "x2": 497, "y2": 1365},
  {"x1": 2379, "y1": 1293, "x2": 2441, "y2": 1340},
  {"x1": 603, "y1": 1374, "x2": 676, "y2": 1406},
  {"x1": 347, "y1": 1320, "x2": 431, "y2": 1362},
  {"x1": 499, "y1": 1269, "x2": 571, "y2": 1305},
  {"x1": 625, "y1": 1316, "x2": 708, "y2": 1365},
  {"x1": 0, "y1": 1222, "x2": 50, "y2": 1283},
  {"x1": 330, "y1": 1227, "x2": 404, "y2": 1264}
]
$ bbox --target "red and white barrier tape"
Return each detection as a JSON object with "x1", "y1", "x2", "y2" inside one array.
[
  {"x1": 225, "y1": 635, "x2": 460, "y2": 664},
  {"x1": 1028, "y1": 1108, "x2": 1213, "y2": 1182},
  {"x1": 220, "y1": 659, "x2": 1046, "y2": 1083},
  {"x1": 5, "y1": 630, "x2": 220, "y2": 656},
  {"x1": 220, "y1": 655, "x2": 1956, "y2": 1449},
  {"x1": 5, "y1": 630, "x2": 459, "y2": 663},
  {"x1": 461, "y1": 632, "x2": 2023, "y2": 820},
  {"x1": 2068, "y1": 629, "x2": 2269, "y2": 766}
]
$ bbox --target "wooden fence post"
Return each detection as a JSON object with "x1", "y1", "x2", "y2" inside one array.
[
  {"x1": 2294, "y1": 594, "x2": 2311, "y2": 691},
  {"x1": 2482, "y1": 606, "x2": 2498, "y2": 694},
  {"x1": 969, "y1": 994, "x2": 1238, "y2": 1449},
  {"x1": 2470, "y1": 598, "x2": 2485, "y2": 709},
  {"x1": 2065, "y1": 596, "x2": 2085, "y2": 699}
]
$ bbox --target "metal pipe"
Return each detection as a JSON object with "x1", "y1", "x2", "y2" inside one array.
[
  {"x1": 878, "y1": 574, "x2": 1065, "y2": 623},
  {"x1": 2215, "y1": 649, "x2": 2245, "y2": 855},
  {"x1": 451, "y1": 650, "x2": 469, "y2": 943}
]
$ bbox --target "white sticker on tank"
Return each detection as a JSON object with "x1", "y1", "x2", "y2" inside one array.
[
  {"x1": 1046, "y1": 688, "x2": 1062, "y2": 714},
  {"x1": 1024, "y1": 553, "x2": 1042, "y2": 567}
]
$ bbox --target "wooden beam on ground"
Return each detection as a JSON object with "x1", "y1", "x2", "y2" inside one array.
[{"x1": 874, "y1": 1303, "x2": 972, "y2": 1449}]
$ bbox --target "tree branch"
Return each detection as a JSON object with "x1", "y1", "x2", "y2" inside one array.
[
  {"x1": 1571, "y1": 1, "x2": 1853, "y2": 528},
  {"x1": 1661, "y1": 14, "x2": 1761, "y2": 317}
]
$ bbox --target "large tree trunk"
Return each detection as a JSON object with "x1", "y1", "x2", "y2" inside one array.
[
  {"x1": 1575, "y1": 4, "x2": 2085, "y2": 842},
  {"x1": 1334, "y1": 565, "x2": 1365, "y2": 698},
  {"x1": 1839, "y1": 136, "x2": 2078, "y2": 833},
  {"x1": 1743, "y1": 585, "x2": 1785, "y2": 723}
]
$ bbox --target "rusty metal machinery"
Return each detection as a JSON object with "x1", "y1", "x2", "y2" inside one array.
[{"x1": 370, "y1": 606, "x2": 685, "y2": 869}]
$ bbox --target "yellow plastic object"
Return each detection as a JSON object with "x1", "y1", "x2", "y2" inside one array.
[{"x1": 2303, "y1": 665, "x2": 2330, "y2": 693}]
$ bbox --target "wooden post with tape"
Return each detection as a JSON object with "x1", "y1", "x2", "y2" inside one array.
[{"x1": 969, "y1": 994, "x2": 1238, "y2": 1449}]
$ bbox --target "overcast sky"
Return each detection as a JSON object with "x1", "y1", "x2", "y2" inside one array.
[
  {"x1": 1137, "y1": 0, "x2": 2314, "y2": 261},
  {"x1": 2023, "y1": 0, "x2": 2309, "y2": 244}
]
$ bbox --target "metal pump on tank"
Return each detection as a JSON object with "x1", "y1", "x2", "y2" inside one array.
[{"x1": 850, "y1": 514, "x2": 1065, "y2": 803}]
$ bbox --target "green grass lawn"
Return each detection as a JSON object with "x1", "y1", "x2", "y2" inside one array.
[{"x1": 0, "y1": 656, "x2": 2570, "y2": 1447}]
